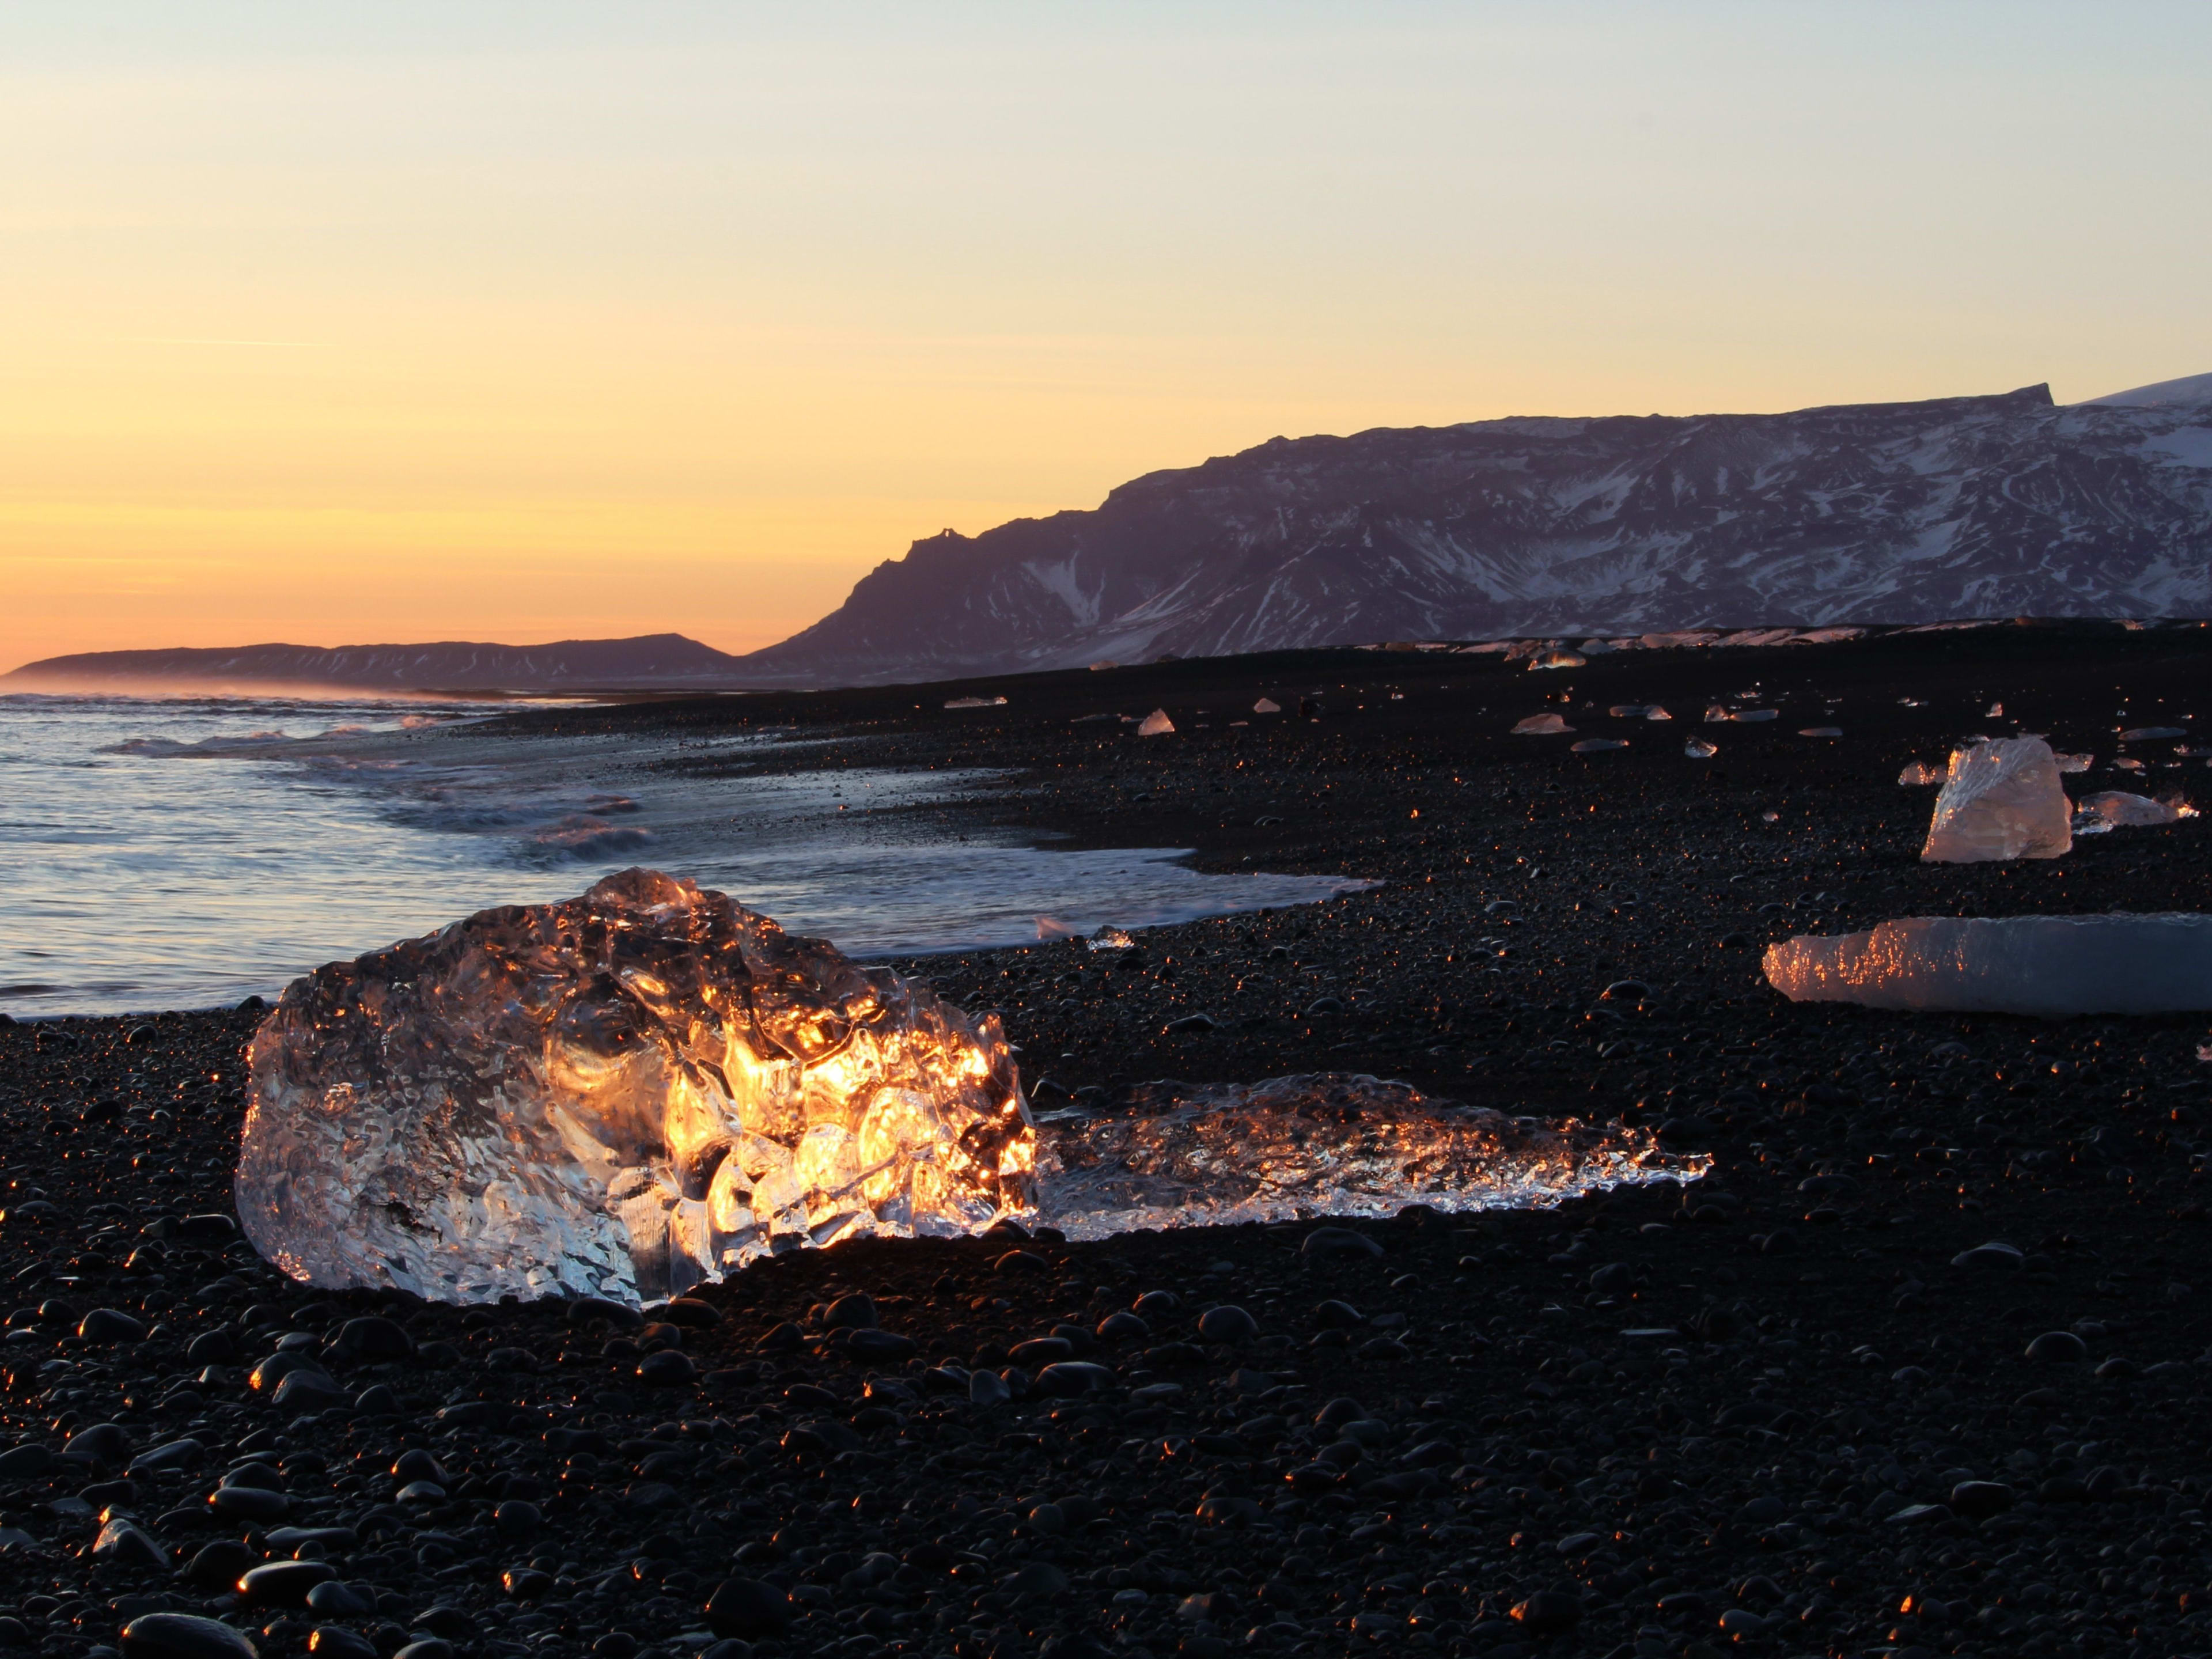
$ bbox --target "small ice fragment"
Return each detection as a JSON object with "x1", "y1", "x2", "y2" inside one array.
[
  {"x1": 1137, "y1": 709, "x2": 1175, "y2": 736},
  {"x1": 2114, "y1": 757, "x2": 2145, "y2": 771},
  {"x1": 1252, "y1": 698, "x2": 1281, "y2": 714},
  {"x1": 236, "y1": 870, "x2": 1035, "y2": 1305},
  {"x1": 2122, "y1": 726, "x2": 2187, "y2": 740},
  {"x1": 1987, "y1": 702, "x2": 2004, "y2": 717},
  {"x1": 1644, "y1": 706, "x2": 1672, "y2": 721},
  {"x1": 1703, "y1": 705, "x2": 1732, "y2": 723},
  {"x1": 1920, "y1": 737, "x2": 2071, "y2": 863},
  {"x1": 945, "y1": 696, "x2": 1008, "y2": 709},
  {"x1": 1897, "y1": 763, "x2": 1944, "y2": 786},
  {"x1": 2054, "y1": 752, "x2": 2092, "y2": 773},
  {"x1": 1607, "y1": 704, "x2": 1649, "y2": 718},
  {"x1": 1528, "y1": 650, "x2": 1586, "y2": 671},
  {"x1": 1512, "y1": 714, "x2": 1573, "y2": 734},
  {"x1": 2077, "y1": 791, "x2": 2192, "y2": 828},
  {"x1": 1764, "y1": 914, "x2": 2212, "y2": 1016},
  {"x1": 1731, "y1": 710, "x2": 1779, "y2": 723},
  {"x1": 1571, "y1": 739, "x2": 1628, "y2": 753},
  {"x1": 1760, "y1": 809, "x2": 1780, "y2": 822},
  {"x1": 1798, "y1": 727, "x2": 1843, "y2": 737},
  {"x1": 1684, "y1": 739, "x2": 1718, "y2": 758},
  {"x1": 1036, "y1": 916, "x2": 1080, "y2": 941},
  {"x1": 2199, "y1": 1043, "x2": 2212, "y2": 1063},
  {"x1": 1087, "y1": 926, "x2": 1136, "y2": 952}
]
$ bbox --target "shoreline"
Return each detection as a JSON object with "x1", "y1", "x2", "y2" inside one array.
[{"x1": 3, "y1": 624, "x2": 2212, "y2": 1657}]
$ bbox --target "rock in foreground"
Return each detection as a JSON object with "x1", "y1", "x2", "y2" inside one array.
[{"x1": 237, "y1": 869, "x2": 1033, "y2": 1304}]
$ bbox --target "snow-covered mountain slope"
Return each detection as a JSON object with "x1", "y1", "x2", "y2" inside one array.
[
  {"x1": 743, "y1": 383, "x2": 2212, "y2": 685},
  {"x1": 2084, "y1": 371, "x2": 2212, "y2": 408},
  {"x1": 6, "y1": 633, "x2": 749, "y2": 692}
]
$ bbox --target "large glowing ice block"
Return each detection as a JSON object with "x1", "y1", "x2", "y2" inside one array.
[
  {"x1": 237, "y1": 869, "x2": 1033, "y2": 1304},
  {"x1": 1764, "y1": 914, "x2": 2212, "y2": 1016},
  {"x1": 1920, "y1": 737, "x2": 2071, "y2": 862}
]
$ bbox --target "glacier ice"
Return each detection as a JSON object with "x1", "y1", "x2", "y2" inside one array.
[
  {"x1": 2076, "y1": 790, "x2": 2192, "y2": 828},
  {"x1": 1137, "y1": 709, "x2": 1175, "y2": 736},
  {"x1": 1920, "y1": 737, "x2": 2071, "y2": 862},
  {"x1": 237, "y1": 869, "x2": 1035, "y2": 1304},
  {"x1": 1764, "y1": 914, "x2": 2212, "y2": 1016},
  {"x1": 1512, "y1": 713, "x2": 1571, "y2": 734},
  {"x1": 1035, "y1": 1074, "x2": 1700, "y2": 1237},
  {"x1": 238, "y1": 875, "x2": 1700, "y2": 1305}
]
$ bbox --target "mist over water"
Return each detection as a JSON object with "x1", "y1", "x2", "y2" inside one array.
[{"x1": 0, "y1": 695, "x2": 1362, "y2": 1017}]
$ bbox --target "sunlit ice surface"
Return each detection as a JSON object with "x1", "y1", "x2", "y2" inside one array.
[
  {"x1": 0, "y1": 694, "x2": 1361, "y2": 1016},
  {"x1": 239, "y1": 873, "x2": 1701, "y2": 1305},
  {"x1": 1035, "y1": 1074, "x2": 1704, "y2": 1239},
  {"x1": 237, "y1": 869, "x2": 1036, "y2": 1304}
]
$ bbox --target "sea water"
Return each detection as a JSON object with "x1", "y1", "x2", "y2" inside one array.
[{"x1": 0, "y1": 694, "x2": 1363, "y2": 1016}]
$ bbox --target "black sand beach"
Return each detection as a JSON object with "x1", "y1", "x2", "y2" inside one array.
[{"x1": 5, "y1": 621, "x2": 2212, "y2": 1659}]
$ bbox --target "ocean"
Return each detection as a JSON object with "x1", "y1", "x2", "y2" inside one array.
[{"x1": 0, "y1": 693, "x2": 1362, "y2": 1017}]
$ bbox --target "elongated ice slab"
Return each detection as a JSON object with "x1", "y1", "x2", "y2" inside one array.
[
  {"x1": 1032, "y1": 1074, "x2": 1703, "y2": 1237},
  {"x1": 238, "y1": 869, "x2": 1034, "y2": 1305},
  {"x1": 1764, "y1": 914, "x2": 2212, "y2": 1016},
  {"x1": 1921, "y1": 737, "x2": 2071, "y2": 862}
]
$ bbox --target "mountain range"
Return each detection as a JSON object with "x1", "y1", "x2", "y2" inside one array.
[{"x1": 12, "y1": 375, "x2": 2209, "y2": 692}]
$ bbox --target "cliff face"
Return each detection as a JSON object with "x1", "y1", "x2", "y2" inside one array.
[{"x1": 742, "y1": 382, "x2": 2212, "y2": 684}]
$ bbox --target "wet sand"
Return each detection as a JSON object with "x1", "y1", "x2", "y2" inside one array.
[{"x1": 4, "y1": 620, "x2": 2212, "y2": 1659}]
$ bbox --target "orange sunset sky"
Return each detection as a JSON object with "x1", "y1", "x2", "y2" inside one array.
[{"x1": 3, "y1": 4, "x2": 2206, "y2": 672}]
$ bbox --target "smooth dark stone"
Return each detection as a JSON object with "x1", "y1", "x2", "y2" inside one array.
[
  {"x1": 754, "y1": 1321, "x2": 804, "y2": 1353},
  {"x1": 329, "y1": 1316, "x2": 413, "y2": 1361},
  {"x1": 494, "y1": 1499, "x2": 543, "y2": 1540},
  {"x1": 1095, "y1": 1310, "x2": 1150, "y2": 1342},
  {"x1": 353, "y1": 1384, "x2": 400, "y2": 1416},
  {"x1": 239, "y1": 1560, "x2": 338, "y2": 1608},
  {"x1": 182, "y1": 1541, "x2": 257, "y2": 1591},
  {"x1": 1131, "y1": 1290, "x2": 1181, "y2": 1318},
  {"x1": 823, "y1": 1293, "x2": 878, "y2": 1330},
  {"x1": 304, "y1": 1582, "x2": 374, "y2": 1618},
  {"x1": 841, "y1": 1328, "x2": 915, "y2": 1362},
  {"x1": 567, "y1": 1296, "x2": 645, "y2": 1328},
  {"x1": 78, "y1": 1307, "x2": 147, "y2": 1342},
  {"x1": 392, "y1": 1449, "x2": 448, "y2": 1484},
  {"x1": 65, "y1": 1422, "x2": 132, "y2": 1466},
  {"x1": 305, "y1": 1629, "x2": 377, "y2": 1659},
  {"x1": 209, "y1": 1484, "x2": 291, "y2": 1522},
  {"x1": 1009, "y1": 1336, "x2": 1074, "y2": 1365},
  {"x1": 1509, "y1": 1589, "x2": 1581, "y2": 1634},
  {"x1": 1197, "y1": 1305, "x2": 1258, "y2": 1343},
  {"x1": 1035, "y1": 1361, "x2": 1115, "y2": 1396},
  {"x1": 1300, "y1": 1228, "x2": 1384, "y2": 1259},
  {"x1": 1737, "y1": 1495, "x2": 1786, "y2": 1525},
  {"x1": 636, "y1": 1348, "x2": 697, "y2": 1386},
  {"x1": 272, "y1": 1369, "x2": 344, "y2": 1411},
  {"x1": 994, "y1": 1249, "x2": 1049, "y2": 1274},
  {"x1": 91, "y1": 1518, "x2": 169, "y2": 1571},
  {"x1": 705, "y1": 1579, "x2": 794, "y2": 1640},
  {"x1": 0, "y1": 1444, "x2": 55, "y2": 1479},
  {"x1": 119, "y1": 1613, "x2": 259, "y2": 1659},
  {"x1": 127, "y1": 1437, "x2": 204, "y2": 1475},
  {"x1": 2025, "y1": 1331, "x2": 2089, "y2": 1363}
]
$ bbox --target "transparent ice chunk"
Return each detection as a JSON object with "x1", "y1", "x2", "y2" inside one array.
[
  {"x1": 1920, "y1": 737, "x2": 2071, "y2": 862},
  {"x1": 237, "y1": 869, "x2": 1035, "y2": 1305},
  {"x1": 1764, "y1": 914, "x2": 2212, "y2": 1016},
  {"x1": 1512, "y1": 714, "x2": 1571, "y2": 734},
  {"x1": 1897, "y1": 762, "x2": 1943, "y2": 786},
  {"x1": 1137, "y1": 709, "x2": 1175, "y2": 736},
  {"x1": 2075, "y1": 790, "x2": 2192, "y2": 828},
  {"x1": 1033, "y1": 1074, "x2": 1702, "y2": 1236}
]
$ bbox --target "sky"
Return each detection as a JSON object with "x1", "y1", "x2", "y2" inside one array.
[{"x1": 2, "y1": 2, "x2": 2207, "y2": 671}]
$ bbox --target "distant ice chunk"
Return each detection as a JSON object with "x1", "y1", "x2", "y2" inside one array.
[
  {"x1": 1137, "y1": 709, "x2": 1175, "y2": 736},
  {"x1": 1252, "y1": 697, "x2": 1281, "y2": 714},
  {"x1": 2054, "y1": 752, "x2": 2093, "y2": 774},
  {"x1": 2076, "y1": 790, "x2": 2194, "y2": 828},
  {"x1": 1035, "y1": 1074, "x2": 1703, "y2": 1236},
  {"x1": 1571, "y1": 738, "x2": 1627, "y2": 753},
  {"x1": 945, "y1": 695, "x2": 1007, "y2": 709},
  {"x1": 1512, "y1": 714, "x2": 1572, "y2": 734},
  {"x1": 1684, "y1": 738, "x2": 1717, "y2": 758},
  {"x1": 1765, "y1": 913, "x2": 2212, "y2": 1016},
  {"x1": 1920, "y1": 737, "x2": 2071, "y2": 862},
  {"x1": 237, "y1": 869, "x2": 1035, "y2": 1305},
  {"x1": 2121, "y1": 726, "x2": 2188, "y2": 740},
  {"x1": 1897, "y1": 762, "x2": 1944, "y2": 786},
  {"x1": 1528, "y1": 650, "x2": 1586, "y2": 670}
]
